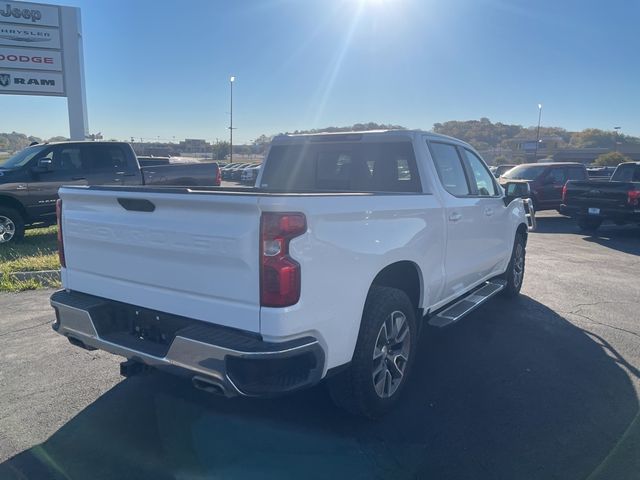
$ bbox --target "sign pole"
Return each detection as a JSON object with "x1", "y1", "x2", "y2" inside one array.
[{"x1": 60, "y1": 7, "x2": 88, "y2": 140}]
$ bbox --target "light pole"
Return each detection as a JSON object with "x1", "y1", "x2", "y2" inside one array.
[
  {"x1": 229, "y1": 76, "x2": 235, "y2": 163},
  {"x1": 534, "y1": 103, "x2": 542, "y2": 161},
  {"x1": 614, "y1": 126, "x2": 621, "y2": 152}
]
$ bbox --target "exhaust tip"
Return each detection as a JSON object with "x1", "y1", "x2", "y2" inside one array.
[{"x1": 192, "y1": 375, "x2": 227, "y2": 396}]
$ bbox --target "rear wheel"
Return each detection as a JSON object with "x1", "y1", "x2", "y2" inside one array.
[
  {"x1": 0, "y1": 207, "x2": 25, "y2": 245},
  {"x1": 328, "y1": 286, "x2": 417, "y2": 418},
  {"x1": 577, "y1": 217, "x2": 602, "y2": 233}
]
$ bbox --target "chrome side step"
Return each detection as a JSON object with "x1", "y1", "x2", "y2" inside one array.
[{"x1": 428, "y1": 280, "x2": 506, "y2": 328}]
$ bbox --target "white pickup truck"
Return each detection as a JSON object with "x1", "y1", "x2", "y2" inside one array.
[{"x1": 51, "y1": 130, "x2": 535, "y2": 417}]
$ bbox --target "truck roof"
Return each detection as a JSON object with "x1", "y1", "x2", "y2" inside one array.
[
  {"x1": 273, "y1": 129, "x2": 473, "y2": 148},
  {"x1": 524, "y1": 162, "x2": 586, "y2": 167},
  {"x1": 26, "y1": 140, "x2": 130, "y2": 147}
]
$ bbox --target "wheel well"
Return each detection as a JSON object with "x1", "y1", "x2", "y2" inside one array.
[
  {"x1": 516, "y1": 223, "x2": 528, "y2": 246},
  {"x1": 0, "y1": 196, "x2": 28, "y2": 221},
  {"x1": 370, "y1": 261, "x2": 422, "y2": 310}
]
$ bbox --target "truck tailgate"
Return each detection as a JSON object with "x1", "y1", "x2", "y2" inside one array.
[
  {"x1": 565, "y1": 180, "x2": 632, "y2": 210},
  {"x1": 58, "y1": 187, "x2": 261, "y2": 333}
]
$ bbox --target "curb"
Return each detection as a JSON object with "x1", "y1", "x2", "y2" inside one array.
[{"x1": 9, "y1": 270, "x2": 61, "y2": 285}]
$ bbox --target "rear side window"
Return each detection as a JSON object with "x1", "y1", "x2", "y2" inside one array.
[
  {"x1": 547, "y1": 168, "x2": 566, "y2": 184},
  {"x1": 83, "y1": 145, "x2": 130, "y2": 172},
  {"x1": 260, "y1": 141, "x2": 420, "y2": 193},
  {"x1": 429, "y1": 142, "x2": 469, "y2": 196}
]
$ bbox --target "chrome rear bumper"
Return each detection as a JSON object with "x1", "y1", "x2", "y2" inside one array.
[{"x1": 50, "y1": 290, "x2": 324, "y2": 397}]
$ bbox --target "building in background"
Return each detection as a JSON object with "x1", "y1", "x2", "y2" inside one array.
[{"x1": 178, "y1": 139, "x2": 211, "y2": 154}]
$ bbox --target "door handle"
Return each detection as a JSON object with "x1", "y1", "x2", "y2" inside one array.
[
  {"x1": 71, "y1": 176, "x2": 86, "y2": 180},
  {"x1": 484, "y1": 207, "x2": 494, "y2": 216},
  {"x1": 449, "y1": 212, "x2": 462, "y2": 222}
]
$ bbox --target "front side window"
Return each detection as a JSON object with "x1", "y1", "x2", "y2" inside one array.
[
  {"x1": 547, "y1": 168, "x2": 566, "y2": 184},
  {"x1": 429, "y1": 142, "x2": 469, "y2": 196},
  {"x1": 50, "y1": 146, "x2": 84, "y2": 172},
  {"x1": 463, "y1": 149, "x2": 497, "y2": 196}
]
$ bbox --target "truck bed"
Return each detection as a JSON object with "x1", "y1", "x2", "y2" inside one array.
[{"x1": 140, "y1": 162, "x2": 219, "y2": 186}]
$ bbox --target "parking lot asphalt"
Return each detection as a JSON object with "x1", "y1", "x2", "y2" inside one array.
[{"x1": 1, "y1": 212, "x2": 639, "y2": 480}]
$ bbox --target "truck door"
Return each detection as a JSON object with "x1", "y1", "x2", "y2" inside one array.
[
  {"x1": 26, "y1": 144, "x2": 89, "y2": 224},
  {"x1": 81, "y1": 143, "x2": 141, "y2": 185},
  {"x1": 428, "y1": 141, "x2": 507, "y2": 302},
  {"x1": 459, "y1": 147, "x2": 509, "y2": 277},
  {"x1": 539, "y1": 167, "x2": 567, "y2": 208}
]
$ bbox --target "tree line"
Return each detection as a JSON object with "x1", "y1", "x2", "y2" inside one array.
[{"x1": 3, "y1": 119, "x2": 638, "y2": 159}]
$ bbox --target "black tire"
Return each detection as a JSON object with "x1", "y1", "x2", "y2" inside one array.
[
  {"x1": 328, "y1": 286, "x2": 418, "y2": 418},
  {"x1": 577, "y1": 217, "x2": 602, "y2": 233},
  {"x1": 501, "y1": 232, "x2": 526, "y2": 297},
  {"x1": 0, "y1": 206, "x2": 25, "y2": 245}
]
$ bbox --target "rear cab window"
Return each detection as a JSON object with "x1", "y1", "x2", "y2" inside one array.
[
  {"x1": 260, "y1": 139, "x2": 421, "y2": 193},
  {"x1": 567, "y1": 166, "x2": 586, "y2": 181}
]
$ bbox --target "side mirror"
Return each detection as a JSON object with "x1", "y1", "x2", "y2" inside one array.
[
  {"x1": 32, "y1": 158, "x2": 53, "y2": 173},
  {"x1": 503, "y1": 181, "x2": 531, "y2": 205}
]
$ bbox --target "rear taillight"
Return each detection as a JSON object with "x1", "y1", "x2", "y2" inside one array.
[
  {"x1": 56, "y1": 199, "x2": 66, "y2": 268},
  {"x1": 260, "y1": 212, "x2": 306, "y2": 307},
  {"x1": 562, "y1": 183, "x2": 568, "y2": 202},
  {"x1": 628, "y1": 190, "x2": 640, "y2": 206},
  {"x1": 215, "y1": 167, "x2": 222, "y2": 186}
]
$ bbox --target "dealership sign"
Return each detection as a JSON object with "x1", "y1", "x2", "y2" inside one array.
[
  {"x1": 0, "y1": 46, "x2": 61, "y2": 70},
  {"x1": 0, "y1": 24, "x2": 61, "y2": 48},
  {"x1": 0, "y1": 2, "x2": 59, "y2": 26},
  {"x1": 0, "y1": 69, "x2": 63, "y2": 93},
  {"x1": 0, "y1": 1, "x2": 88, "y2": 140}
]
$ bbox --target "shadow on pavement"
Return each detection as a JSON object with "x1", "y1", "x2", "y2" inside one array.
[
  {"x1": 1, "y1": 296, "x2": 638, "y2": 480},
  {"x1": 534, "y1": 215, "x2": 639, "y2": 255},
  {"x1": 582, "y1": 230, "x2": 640, "y2": 256}
]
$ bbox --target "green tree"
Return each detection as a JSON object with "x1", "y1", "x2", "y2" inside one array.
[
  {"x1": 570, "y1": 129, "x2": 640, "y2": 148},
  {"x1": 47, "y1": 136, "x2": 69, "y2": 143},
  {"x1": 593, "y1": 151, "x2": 631, "y2": 166},
  {"x1": 212, "y1": 141, "x2": 231, "y2": 161},
  {"x1": 494, "y1": 155, "x2": 510, "y2": 165}
]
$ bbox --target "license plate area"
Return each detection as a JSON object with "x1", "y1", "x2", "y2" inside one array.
[
  {"x1": 90, "y1": 302, "x2": 195, "y2": 356},
  {"x1": 588, "y1": 207, "x2": 600, "y2": 215}
]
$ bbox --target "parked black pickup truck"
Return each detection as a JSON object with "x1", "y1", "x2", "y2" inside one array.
[
  {"x1": 0, "y1": 141, "x2": 220, "y2": 244},
  {"x1": 561, "y1": 162, "x2": 640, "y2": 232}
]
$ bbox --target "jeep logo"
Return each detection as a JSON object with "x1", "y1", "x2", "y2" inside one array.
[{"x1": 0, "y1": 4, "x2": 42, "y2": 23}]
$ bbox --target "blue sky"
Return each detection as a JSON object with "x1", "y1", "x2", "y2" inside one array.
[{"x1": 1, "y1": 0, "x2": 639, "y2": 143}]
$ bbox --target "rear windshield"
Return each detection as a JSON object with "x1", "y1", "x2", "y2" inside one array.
[
  {"x1": 501, "y1": 164, "x2": 547, "y2": 180},
  {"x1": 611, "y1": 163, "x2": 640, "y2": 182},
  {"x1": 259, "y1": 141, "x2": 420, "y2": 193}
]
